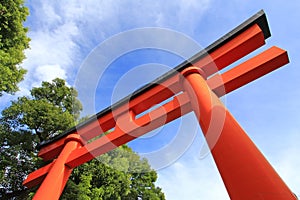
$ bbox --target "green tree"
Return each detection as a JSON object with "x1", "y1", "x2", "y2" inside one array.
[
  {"x1": 0, "y1": 78, "x2": 82, "y2": 199},
  {"x1": 0, "y1": 124, "x2": 35, "y2": 199},
  {"x1": 0, "y1": 78, "x2": 165, "y2": 199},
  {"x1": 0, "y1": 0, "x2": 30, "y2": 96},
  {"x1": 1, "y1": 78, "x2": 82, "y2": 142},
  {"x1": 61, "y1": 145, "x2": 165, "y2": 200}
]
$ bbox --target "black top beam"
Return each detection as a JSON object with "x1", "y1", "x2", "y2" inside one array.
[{"x1": 38, "y1": 10, "x2": 270, "y2": 149}]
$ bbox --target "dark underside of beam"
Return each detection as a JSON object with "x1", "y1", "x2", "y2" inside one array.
[{"x1": 38, "y1": 10, "x2": 270, "y2": 149}]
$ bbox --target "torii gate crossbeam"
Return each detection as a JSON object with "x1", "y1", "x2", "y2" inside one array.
[{"x1": 23, "y1": 10, "x2": 297, "y2": 199}]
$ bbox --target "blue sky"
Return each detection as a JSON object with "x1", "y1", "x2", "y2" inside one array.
[{"x1": 2, "y1": 0, "x2": 300, "y2": 199}]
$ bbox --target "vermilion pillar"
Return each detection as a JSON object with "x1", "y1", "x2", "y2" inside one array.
[
  {"x1": 32, "y1": 134, "x2": 84, "y2": 200},
  {"x1": 181, "y1": 67, "x2": 296, "y2": 200}
]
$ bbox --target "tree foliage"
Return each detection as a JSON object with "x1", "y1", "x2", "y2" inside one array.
[
  {"x1": 62, "y1": 146, "x2": 165, "y2": 200},
  {"x1": 0, "y1": 124, "x2": 34, "y2": 199},
  {"x1": 0, "y1": 0, "x2": 30, "y2": 96},
  {"x1": 30, "y1": 78, "x2": 82, "y2": 121},
  {"x1": 0, "y1": 78, "x2": 165, "y2": 200},
  {"x1": 1, "y1": 78, "x2": 82, "y2": 142},
  {"x1": 0, "y1": 78, "x2": 82, "y2": 199}
]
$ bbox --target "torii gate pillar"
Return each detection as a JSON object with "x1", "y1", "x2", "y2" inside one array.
[
  {"x1": 33, "y1": 134, "x2": 84, "y2": 200},
  {"x1": 181, "y1": 67, "x2": 295, "y2": 199}
]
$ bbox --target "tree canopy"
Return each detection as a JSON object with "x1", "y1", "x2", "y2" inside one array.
[
  {"x1": 0, "y1": 78, "x2": 165, "y2": 200},
  {"x1": 1, "y1": 78, "x2": 82, "y2": 142},
  {"x1": 0, "y1": 78, "x2": 82, "y2": 199},
  {"x1": 0, "y1": 0, "x2": 30, "y2": 96},
  {"x1": 62, "y1": 145, "x2": 165, "y2": 200}
]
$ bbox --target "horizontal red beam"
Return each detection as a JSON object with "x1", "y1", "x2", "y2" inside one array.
[
  {"x1": 37, "y1": 75, "x2": 181, "y2": 161},
  {"x1": 193, "y1": 24, "x2": 265, "y2": 76},
  {"x1": 207, "y1": 46, "x2": 289, "y2": 96},
  {"x1": 23, "y1": 92, "x2": 191, "y2": 188},
  {"x1": 37, "y1": 24, "x2": 266, "y2": 161},
  {"x1": 23, "y1": 162, "x2": 53, "y2": 188},
  {"x1": 65, "y1": 92, "x2": 191, "y2": 168},
  {"x1": 65, "y1": 46, "x2": 289, "y2": 168},
  {"x1": 38, "y1": 45, "x2": 287, "y2": 164}
]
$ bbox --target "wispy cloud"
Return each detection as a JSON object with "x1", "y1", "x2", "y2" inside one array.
[
  {"x1": 274, "y1": 131, "x2": 300, "y2": 196},
  {"x1": 18, "y1": 0, "x2": 212, "y2": 97},
  {"x1": 157, "y1": 153, "x2": 230, "y2": 199}
]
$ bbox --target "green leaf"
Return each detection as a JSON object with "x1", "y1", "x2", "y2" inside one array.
[{"x1": 0, "y1": 0, "x2": 30, "y2": 96}]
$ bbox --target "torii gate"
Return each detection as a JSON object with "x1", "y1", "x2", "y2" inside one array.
[{"x1": 23, "y1": 10, "x2": 297, "y2": 199}]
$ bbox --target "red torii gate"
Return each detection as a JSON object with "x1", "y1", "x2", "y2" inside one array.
[{"x1": 23, "y1": 10, "x2": 297, "y2": 199}]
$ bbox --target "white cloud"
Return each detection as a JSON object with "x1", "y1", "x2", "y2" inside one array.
[
  {"x1": 270, "y1": 131, "x2": 300, "y2": 197},
  {"x1": 19, "y1": 0, "x2": 213, "y2": 93},
  {"x1": 25, "y1": 24, "x2": 78, "y2": 69},
  {"x1": 34, "y1": 64, "x2": 67, "y2": 85},
  {"x1": 157, "y1": 155, "x2": 230, "y2": 199}
]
